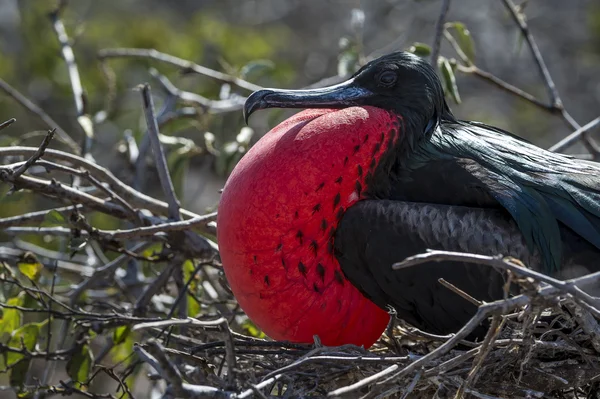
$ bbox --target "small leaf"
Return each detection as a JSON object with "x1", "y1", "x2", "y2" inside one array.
[
  {"x1": 408, "y1": 42, "x2": 431, "y2": 57},
  {"x1": 183, "y1": 260, "x2": 201, "y2": 317},
  {"x1": 42, "y1": 209, "x2": 67, "y2": 227},
  {"x1": 0, "y1": 295, "x2": 24, "y2": 339},
  {"x1": 449, "y1": 22, "x2": 476, "y2": 63},
  {"x1": 17, "y1": 254, "x2": 43, "y2": 282},
  {"x1": 439, "y1": 57, "x2": 461, "y2": 104},
  {"x1": 9, "y1": 358, "x2": 31, "y2": 389},
  {"x1": 113, "y1": 325, "x2": 131, "y2": 345},
  {"x1": 67, "y1": 344, "x2": 93, "y2": 388},
  {"x1": 242, "y1": 319, "x2": 266, "y2": 339},
  {"x1": 6, "y1": 323, "x2": 40, "y2": 367}
]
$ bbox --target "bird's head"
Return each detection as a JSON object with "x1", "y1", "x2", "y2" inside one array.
[{"x1": 244, "y1": 51, "x2": 452, "y2": 136}]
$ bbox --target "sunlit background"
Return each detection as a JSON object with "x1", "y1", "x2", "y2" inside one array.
[{"x1": 1, "y1": 0, "x2": 599, "y2": 222}]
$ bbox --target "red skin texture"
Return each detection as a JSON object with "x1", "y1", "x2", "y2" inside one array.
[{"x1": 217, "y1": 106, "x2": 400, "y2": 348}]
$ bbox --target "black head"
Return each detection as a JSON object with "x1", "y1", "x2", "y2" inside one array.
[{"x1": 244, "y1": 52, "x2": 453, "y2": 134}]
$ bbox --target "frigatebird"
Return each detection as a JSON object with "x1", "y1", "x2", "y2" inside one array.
[{"x1": 217, "y1": 51, "x2": 600, "y2": 348}]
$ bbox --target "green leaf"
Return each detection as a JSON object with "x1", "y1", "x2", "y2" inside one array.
[
  {"x1": 17, "y1": 254, "x2": 42, "y2": 282},
  {"x1": 241, "y1": 319, "x2": 266, "y2": 339},
  {"x1": 67, "y1": 344, "x2": 93, "y2": 388},
  {"x1": 408, "y1": 42, "x2": 431, "y2": 57},
  {"x1": 439, "y1": 57, "x2": 461, "y2": 104},
  {"x1": 9, "y1": 358, "x2": 31, "y2": 389},
  {"x1": 42, "y1": 209, "x2": 67, "y2": 227},
  {"x1": 183, "y1": 260, "x2": 201, "y2": 317},
  {"x1": 0, "y1": 295, "x2": 24, "y2": 340},
  {"x1": 113, "y1": 325, "x2": 131, "y2": 345},
  {"x1": 448, "y1": 22, "x2": 475, "y2": 63},
  {"x1": 6, "y1": 323, "x2": 40, "y2": 367}
]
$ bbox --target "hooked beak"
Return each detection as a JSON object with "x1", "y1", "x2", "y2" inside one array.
[{"x1": 243, "y1": 78, "x2": 374, "y2": 124}]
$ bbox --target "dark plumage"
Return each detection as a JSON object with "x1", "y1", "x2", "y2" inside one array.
[{"x1": 236, "y1": 51, "x2": 600, "y2": 340}]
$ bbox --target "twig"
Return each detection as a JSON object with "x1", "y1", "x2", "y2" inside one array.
[
  {"x1": 98, "y1": 48, "x2": 262, "y2": 92},
  {"x1": 49, "y1": 5, "x2": 95, "y2": 156},
  {"x1": 135, "y1": 340, "x2": 233, "y2": 399},
  {"x1": 0, "y1": 79, "x2": 80, "y2": 153},
  {"x1": 133, "y1": 259, "x2": 179, "y2": 316},
  {"x1": 94, "y1": 213, "x2": 217, "y2": 240},
  {"x1": 430, "y1": 0, "x2": 452, "y2": 66},
  {"x1": 501, "y1": 0, "x2": 560, "y2": 109},
  {"x1": 0, "y1": 146, "x2": 205, "y2": 221},
  {"x1": 1, "y1": 174, "x2": 137, "y2": 222},
  {"x1": 0, "y1": 205, "x2": 82, "y2": 229},
  {"x1": 549, "y1": 116, "x2": 600, "y2": 152},
  {"x1": 11, "y1": 129, "x2": 56, "y2": 178},
  {"x1": 149, "y1": 68, "x2": 245, "y2": 114},
  {"x1": 328, "y1": 365, "x2": 399, "y2": 397},
  {"x1": 69, "y1": 242, "x2": 150, "y2": 305},
  {"x1": 438, "y1": 278, "x2": 483, "y2": 306},
  {"x1": 455, "y1": 315, "x2": 504, "y2": 398},
  {"x1": 394, "y1": 250, "x2": 600, "y2": 314},
  {"x1": 330, "y1": 253, "x2": 600, "y2": 396},
  {"x1": 134, "y1": 317, "x2": 237, "y2": 386},
  {"x1": 0, "y1": 117, "x2": 16, "y2": 131},
  {"x1": 392, "y1": 250, "x2": 600, "y2": 315},
  {"x1": 140, "y1": 83, "x2": 181, "y2": 220}
]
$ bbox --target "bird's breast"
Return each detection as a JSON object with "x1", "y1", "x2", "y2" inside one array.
[{"x1": 218, "y1": 106, "x2": 401, "y2": 347}]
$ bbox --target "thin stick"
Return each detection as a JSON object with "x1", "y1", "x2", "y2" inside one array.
[
  {"x1": 394, "y1": 250, "x2": 600, "y2": 313},
  {"x1": 0, "y1": 146, "x2": 204, "y2": 221},
  {"x1": 12, "y1": 129, "x2": 56, "y2": 178},
  {"x1": 438, "y1": 278, "x2": 483, "y2": 306},
  {"x1": 139, "y1": 84, "x2": 181, "y2": 220},
  {"x1": 549, "y1": 116, "x2": 600, "y2": 152},
  {"x1": 430, "y1": 0, "x2": 452, "y2": 66},
  {"x1": 0, "y1": 205, "x2": 81, "y2": 229},
  {"x1": 49, "y1": 6, "x2": 95, "y2": 156},
  {"x1": 501, "y1": 0, "x2": 560, "y2": 109},
  {"x1": 0, "y1": 79, "x2": 80, "y2": 153},
  {"x1": 95, "y1": 213, "x2": 217, "y2": 240},
  {"x1": 149, "y1": 68, "x2": 245, "y2": 114},
  {"x1": 98, "y1": 48, "x2": 262, "y2": 92},
  {"x1": 0, "y1": 118, "x2": 16, "y2": 131}
]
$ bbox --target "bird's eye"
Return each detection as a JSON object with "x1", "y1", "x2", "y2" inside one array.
[{"x1": 378, "y1": 71, "x2": 397, "y2": 87}]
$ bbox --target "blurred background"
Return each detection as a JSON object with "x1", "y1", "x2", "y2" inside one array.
[
  {"x1": 1, "y1": 1, "x2": 600, "y2": 397},
  {"x1": 1, "y1": 0, "x2": 600, "y2": 221}
]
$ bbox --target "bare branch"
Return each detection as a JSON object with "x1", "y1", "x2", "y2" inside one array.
[
  {"x1": 549, "y1": 116, "x2": 600, "y2": 153},
  {"x1": 149, "y1": 68, "x2": 245, "y2": 114},
  {"x1": 98, "y1": 48, "x2": 262, "y2": 92},
  {"x1": 0, "y1": 117, "x2": 16, "y2": 131},
  {"x1": 11, "y1": 129, "x2": 56, "y2": 178},
  {"x1": 0, "y1": 146, "x2": 205, "y2": 221},
  {"x1": 49, "y1": 5, "x2": 95, "y2": 156},
  {"x1": 394, "y1": 250, "x2": 600, "y2": 314},
  {"x1": 501, "y1": 0, "x2": 560, "y2": 109},
  {"x1": 0, "y1": 79, "x2": 80, "y2": 153},
  {"x1": 140, "y1": 83, "x2": 181, "y2": 220},
  {"x1": 430, "y1": 0, "x2": 452, "y2": 66}
]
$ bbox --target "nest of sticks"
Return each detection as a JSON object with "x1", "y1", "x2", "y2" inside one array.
[{"x1": 130, "y1": 253, "x2": 600, "y2": 399}]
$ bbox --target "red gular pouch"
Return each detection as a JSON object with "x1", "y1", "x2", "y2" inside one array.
[{"x1": 218, "y1": 106, "x2": 401, "y2": 348}]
